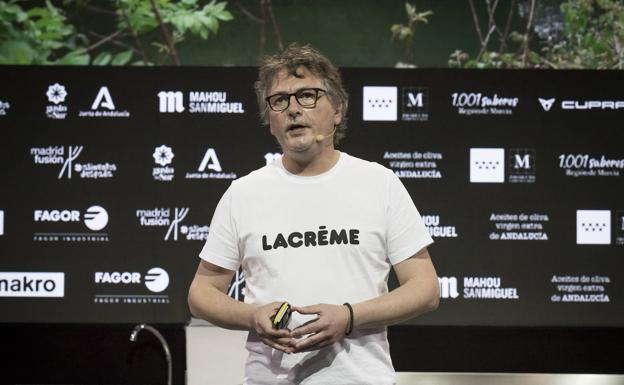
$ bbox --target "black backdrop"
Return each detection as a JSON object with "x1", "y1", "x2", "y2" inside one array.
[{"x1": 1, "y1": 66, "x2": 623, "y2": 328}]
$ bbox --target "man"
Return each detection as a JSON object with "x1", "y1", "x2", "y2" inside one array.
[{"x1": 188, "y1": 43, "x2": 439, "y2": 385}]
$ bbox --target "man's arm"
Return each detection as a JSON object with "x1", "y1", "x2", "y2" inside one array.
[
  {"x1": 351, "y1": 246, "x2": 439, "y2": 329},
  {"x1": 188, "y1": 260, "x2": 295, "y2": 352},
  {"x1": 291, "y1": 247, "x2": 439, "y2": 351}
]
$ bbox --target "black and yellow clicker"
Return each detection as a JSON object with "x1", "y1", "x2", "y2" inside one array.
[{"x1": 272, "y1": 302, "x2": 292, "y2": 329}]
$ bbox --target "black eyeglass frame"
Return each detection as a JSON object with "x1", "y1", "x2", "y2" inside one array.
[{"x1": 265, "y1": 88, "x2": 327, "y2": 112}]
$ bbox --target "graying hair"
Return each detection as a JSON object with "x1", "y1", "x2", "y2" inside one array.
[{"x1": 254, "y1": 43, "x2": 349, "y2": 145}]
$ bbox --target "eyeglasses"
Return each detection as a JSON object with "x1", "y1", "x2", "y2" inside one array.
[{"x1": 265, "y1": 88, "x2": 327, "y2": 112}]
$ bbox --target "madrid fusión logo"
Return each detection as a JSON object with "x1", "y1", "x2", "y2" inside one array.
[{"x1": 31, "y1": 145, "x2": 117, "y2": 179}]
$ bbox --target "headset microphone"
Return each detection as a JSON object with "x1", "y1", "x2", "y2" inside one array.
[{"x1": 316, "y1": 127, "x2": 337, "y2": 142}]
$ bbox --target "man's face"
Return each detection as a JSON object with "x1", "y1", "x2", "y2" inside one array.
[{"x1": 267, "y1": 66, "x2": 342, "y2": 154}]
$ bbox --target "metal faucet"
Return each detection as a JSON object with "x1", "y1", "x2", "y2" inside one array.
[{"x1": 130, "y1": 323, "x2": 172, "y2": 385}]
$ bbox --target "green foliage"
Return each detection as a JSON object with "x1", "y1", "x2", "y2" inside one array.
[
  {"x1": 0, "y1": 0, "x2": 234, "y2": 65},
  {"x1": 449, "y1": 0, "x2": 624, "y2": 69},
  {"x1": 391, "y1": 2, "x2": 433, "y2": 66},
  {"x1": 544, "y1": 0, "x2": 624, "y2": 69},
  {"x1": 0, "y1": 0, "x2": 89, "y2": 64}
]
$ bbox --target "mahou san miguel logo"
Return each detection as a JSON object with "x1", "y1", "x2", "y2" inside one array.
[{"x1": 30, "y1": 145, "x2": 117, "y2": 179}]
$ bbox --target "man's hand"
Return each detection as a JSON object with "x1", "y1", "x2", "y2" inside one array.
[
  {"x1": 290, "y1": 303, "x2": 350, "y2": 353},
  {"x1": 252, "y1": 302, "x2": 296, "y2": 354}
]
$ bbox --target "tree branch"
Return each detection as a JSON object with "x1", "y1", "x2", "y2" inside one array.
[
  {"x1": 267, "y1": 0, "x2": 283, "y2": 51},
  {"x1": 235, "y1": 1, "x2": 263, "y2": 23},
  {"x1": 118, "y1": 0, "x2": 149, "y2": 65},
  {"x1": 149, "y1": 0, "x2": 180, "y2": 65},
  {"x1": 499, "y1": 0, "x2": 516, "y2": 53},
  {"x1": 469, "y1": 0, "x2": 484, "y2": 45},
  {"x1": 522, "y1": 0, "x2": 537, "y2": 68}
]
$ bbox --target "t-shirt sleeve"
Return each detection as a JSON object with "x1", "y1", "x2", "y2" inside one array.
[
  {"x1": 198, "y1": 184, "x2": 240, "y2": 271},
  {"x1": 385, "y1": 170, "x2": 433, "y2": 265}
]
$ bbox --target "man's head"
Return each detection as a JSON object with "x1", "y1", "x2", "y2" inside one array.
[{"x1": 255, "y1": 43, "x2": 349, "y2": 146}]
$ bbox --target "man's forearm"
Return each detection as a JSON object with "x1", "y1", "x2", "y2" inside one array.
[
  {"x1": 188, "y1": 280, "x2": 255, "y2": 331},
  {"x1": 352, "y1": 276, "x2": 439, "y2": 330}
]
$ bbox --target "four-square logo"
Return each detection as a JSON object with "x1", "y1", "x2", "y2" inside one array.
[
  {"x1": 363, "y1": 86, "x2": 397, "y2": 121},
  {"x1": 470, "y1": 148, "x2": 505, "y2": 183},
  {"x1": 576, "y1": 210, "x2": 611, "y2": 245}
]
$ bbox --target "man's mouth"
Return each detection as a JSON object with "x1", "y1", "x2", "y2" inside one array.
[{"x1": 287, "y1": 124, "x2": 307, "y2": 132}]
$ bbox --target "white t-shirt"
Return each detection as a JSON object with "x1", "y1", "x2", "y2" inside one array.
[{"x1": 199, "y1": 152, "x2": 433, "y2": 385}]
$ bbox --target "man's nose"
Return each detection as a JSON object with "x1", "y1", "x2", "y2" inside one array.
[{"x1": 286, "y1": 94, "x2": 302, "y2": 115}]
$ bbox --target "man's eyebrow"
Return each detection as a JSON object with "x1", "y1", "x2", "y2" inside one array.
[{"x1": 269, "y1": 86, "x2": 317, "y2": 95}]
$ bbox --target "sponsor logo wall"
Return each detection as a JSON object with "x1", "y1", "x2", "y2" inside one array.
[{"x1": 1, "y1": 66, "x2": 622, "y2": 326}]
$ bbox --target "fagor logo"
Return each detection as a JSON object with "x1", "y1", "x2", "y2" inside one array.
[
  {"x1": 470, "y1": 148, "x2": 505, "y2": 183},
  {"x1": 84, "y1": 206, "x2": 108, "y2": 231},
  {"x1": 438, "y1": 276, "x2": 459, "y2": 299},
  {"x1": 158, "y1": 91, "x2": 184, "y2": 113},
  {"x1": 144, "y1": 267, "x2": 169, "y2": 293},
  {"x1": 0, "y1": 272, "x2": 65, "y2": 297},
  {"x1": 577, "y1": 210, "x2": 611, "y2": 245},
  {"x1": 95, "y1": 271, "x2": 141, "y2": 284},
  {"x1": 363, "y1": 86, "x2": 397, "y2": 121}
]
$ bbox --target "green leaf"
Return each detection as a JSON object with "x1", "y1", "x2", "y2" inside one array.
[
  {"x1": 111, "y1": 49, "x2": 133, "y2": 65},
  {"x1": 57, "y1": 51, "x2": 90, "y2": 65},
  {"x1": 93, "y1": 51, "x2": 112, "y2": 65},
  {"x1": 215, "y1": 10, "x2": 233, "y2": 21}
]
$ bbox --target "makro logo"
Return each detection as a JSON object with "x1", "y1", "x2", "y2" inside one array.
[
  {"x1": 185, "y1": 148, "x2": 237, "y2": 180},
  {"x1": 0, "y1": 272, "x2": 64, "y2": 297},
  {"x1": 31, "y1": 145, "x2": 117, "y2": 179},
  {"x1": 438, "y1": 276, "x2": 459, "y2": 299},
  {"x1": 152, "y1": 145, "x2": 175, "y2": 182},
  {"x1": 0, "y1": 209, "x2": 4, "y2": 236},
  {"x1": 470, "y1": 148, "x2": 505, "y2": 183},
  {"x1": 576, "y1": 210, "x2": 611, "y2": 245},
  {"x1": 402, "y1": 87, "x2": 429, "y2": 121},
  {"x1": 78, "y1": 86, "x2": 130, "y2": 118},
  {"x1": 363, "y1": 86, "x2": 397, "y2": 121},
  {"x1": 46, "y1": 83, "x2": 68, "y2": 119},
  {"x1": 508, "y1": 149, "x2": 536, "y2": 183},
  {"x1": 158, "y1": 91, "x2": 185, "y2": 113}
]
